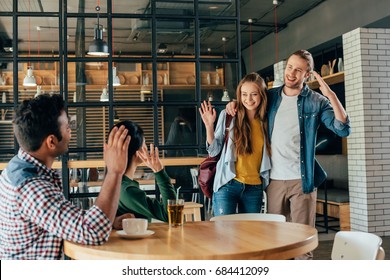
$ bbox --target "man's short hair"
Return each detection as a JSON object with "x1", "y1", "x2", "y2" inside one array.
[
  {"x1": 290, "y1": 49, "x2": 314, "y2": 72},
  {"x1": 13, "y1": 94, "x2": 65, "y2": 152}
]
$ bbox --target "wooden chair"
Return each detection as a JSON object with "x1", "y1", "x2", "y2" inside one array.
[
  {"x1": 210, "y1": 213, "x2": 286, "y2": 222},
  {"x1": 261, "y1": 190, "x2": 267, "y2": 213},
  {"x1": 376, "y1": 246, "x2": 386, "y2": 260},
  {"x1": 331, "y1": 231, "x2": 383, "y2": 260},
  {"x1": 189, "y1": 168, "x2": 199, "y2": 203},
  {"x1": 190, "y1": 167, "x2": 212, "y2": 214},
  {"x1": 152, "y1": 202, "x2": 203, "y2": 223},
  {"x1": 183, "y1": 201, "x2": 203, "y2": 222}
]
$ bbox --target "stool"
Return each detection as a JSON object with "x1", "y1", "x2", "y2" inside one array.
[{"x1": 183, "y1": 202, "x2": 203, "y2": 221}]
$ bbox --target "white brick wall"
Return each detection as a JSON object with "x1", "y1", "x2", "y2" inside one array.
[
  {"x1": 343, "y1": 28, "x2": 390, "y2": 235},
  {"x1": 273, "y1": 60, "x2": 286, "y2": 86}
]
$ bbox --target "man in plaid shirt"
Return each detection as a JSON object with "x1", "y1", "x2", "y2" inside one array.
[{"x1": 0, "y1": 94, "x2": 131, "y2": 259}]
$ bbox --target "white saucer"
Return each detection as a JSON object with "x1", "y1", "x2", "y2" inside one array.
[{"x1": 117, "y1": 230, "x2": 155, "y2": 239}]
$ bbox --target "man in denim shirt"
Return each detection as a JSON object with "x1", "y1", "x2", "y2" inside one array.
[{"x1": 227, "y1": 50, "x2": 350, "y2": 259}]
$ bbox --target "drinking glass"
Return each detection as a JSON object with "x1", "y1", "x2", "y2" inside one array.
[{"x1": 167, "y1": 199, "x2": 185, "y2": 227}]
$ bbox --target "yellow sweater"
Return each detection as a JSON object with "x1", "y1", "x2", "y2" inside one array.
[{"x1": 235, "y1": 119, "x2": 264, "y2": 185}]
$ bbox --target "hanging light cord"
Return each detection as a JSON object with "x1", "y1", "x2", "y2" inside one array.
[
  {"x1": 112, "y1": 3, "x2": 115, "y2": 58},
  {"x1": 223, "y1": 39, "x2": 226, "y2": 86},
  {"x1": 96, "y1": 5, "x2": 101, "y2": 27},
  {"x1": 28, "y1": 0, "x2": 31, "y2": 67},
  {"x1": 274, "y1": 3, "x2": 279, "y2": 63},
  {"x1": 37, "y1": 27, "x2": 40, "y2": 69},
  {"x1": 248, "y1": 19, "x2": 253, "y2": 73}
]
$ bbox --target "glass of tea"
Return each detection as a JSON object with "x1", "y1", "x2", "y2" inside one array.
[{"x1": 167, "y1": 199, "x2": 185, "y2": 227}]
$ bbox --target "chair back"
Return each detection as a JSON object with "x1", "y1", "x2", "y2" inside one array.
[
  {"x1": 376, "y1": 246, "x2": 386, "y2": 260},
  {"x1": 261, "y1": 190, "x2": 267, "y2": 213},
  {"x1": 331, "y1": 231, "x2": 382, "y2": 260},
  {"x1": 210, "y1": 213, "x2": 286, "y2": 222},
  {"x1": 190, "y1": 168, "x2": 199, "y2": 203},
  {"x1": 190, "y1": 168, "x2": 199, "y2": 189}
]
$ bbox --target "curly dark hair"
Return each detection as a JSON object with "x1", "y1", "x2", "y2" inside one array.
[
  {"x1": 13, "y1": 94, "x2": 65, "y2": 152},
  {"x1": 110, "y1": 120, "x2": 144, "y2": 169}
]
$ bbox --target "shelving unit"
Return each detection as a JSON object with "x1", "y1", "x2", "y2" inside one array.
[
  {"x1": 267, "y1": 71, "x2": 344, "y2": 90},
  {"x1": 0, "y1": 58, "x2": 226, "y2": 162},
  {"x1": 306, "y1": 72, "x2": 344, "y2": 89}
]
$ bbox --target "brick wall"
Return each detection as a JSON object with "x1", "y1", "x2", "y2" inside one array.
[
  {"x1": 273, "y1": 60, "x2": 286, "y2": 87},
  {"x1": 343, "y1": 28, "x2": 390, "y2": 235}
]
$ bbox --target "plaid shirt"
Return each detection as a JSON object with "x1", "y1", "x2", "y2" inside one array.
[{"x1": 0, "y1": 149, "x2": 112, "y2": 259}]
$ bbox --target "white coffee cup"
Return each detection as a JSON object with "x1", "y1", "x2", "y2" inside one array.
[{"x1": 122, "y1": 218, "x2": 148, "y2": 234}]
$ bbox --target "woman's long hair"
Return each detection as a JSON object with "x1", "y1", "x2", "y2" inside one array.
[{"x1": 233, "y1": 72, "x2": 271, "y2": 156}]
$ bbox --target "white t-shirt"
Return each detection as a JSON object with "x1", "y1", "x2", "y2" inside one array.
[{"x1": 270, "y1": 91, "x2": 301, "y2": 180}]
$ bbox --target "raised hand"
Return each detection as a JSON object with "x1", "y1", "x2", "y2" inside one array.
[
  {"x1": 312, "y1": 71, "x2": 334, "y2": 99},
  {"x1": 312, "y1": 71, "x2": 348, "y2": 123},
  {"x1": 199, "y1": 100, "x2": 216, "y2": 128},
  {"x1": 137, "y1": 143, "x2": 163, "y2": 173},
  {"x1": 96, "y1": 125, "x2": 131, "y2": 223}
]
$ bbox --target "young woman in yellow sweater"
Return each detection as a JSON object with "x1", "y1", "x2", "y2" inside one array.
[{"x1": 199, "y1": 73, "x2": 271, "y2": 216}]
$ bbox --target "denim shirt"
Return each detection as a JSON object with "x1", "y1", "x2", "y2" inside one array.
[
  {"x1": 206, "y1": 110, "x2": 271, "y2": 193},
  {"x1": 267, "y1": 85, "x2": 351, "y2": 193}
]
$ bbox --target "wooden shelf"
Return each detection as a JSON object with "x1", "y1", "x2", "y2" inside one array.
[
  {"x1": 267, "y1": 71, "x2": 344, "y2": 90},
  {"x1": 307, "y1": 72, "x2": 344, "y2": 89},
  {"x1": 0, "y1": 57, "x2": 226, "y2": 94}
]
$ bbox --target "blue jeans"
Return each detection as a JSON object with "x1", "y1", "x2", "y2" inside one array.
[{"x1": 212, "y1": 179, "x2": 263, "y2": 216}]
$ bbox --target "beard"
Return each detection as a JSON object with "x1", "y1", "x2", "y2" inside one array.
[{"x1": 284, "y1": 75, "x2": 303, "y2": 90}]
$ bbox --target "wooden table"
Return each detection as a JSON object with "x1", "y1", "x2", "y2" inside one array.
[{"x1": 64, "y1": 221, "x2": 318, "y2": 260}]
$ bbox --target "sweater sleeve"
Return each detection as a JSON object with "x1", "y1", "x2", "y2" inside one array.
[
  {"x1": 118, "y1": 173, "x2": 176, "y2": 222},
  {"x1": 154, "y1": 169, "x2": 177, "y2": 212}
]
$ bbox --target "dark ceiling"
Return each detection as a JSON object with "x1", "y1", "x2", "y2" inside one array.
[{"x1": 0, "y1": 0, "x2": 327, "y2": 56}]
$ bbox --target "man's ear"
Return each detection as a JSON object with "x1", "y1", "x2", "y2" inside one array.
[
  {"x1": 304, "y1": 71, "x2": 311, "y2": 81},
  {"x1": 45, "y1": 134, "x2": 58, "y2": 150}
]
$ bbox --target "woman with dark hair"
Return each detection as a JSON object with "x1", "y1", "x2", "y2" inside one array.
[
  {"x1": 111, "y1": 120, "x2": 177, "y2": 224},
  {"x1": 199, "y1": 73, "x2": 271, "y2": 216}
]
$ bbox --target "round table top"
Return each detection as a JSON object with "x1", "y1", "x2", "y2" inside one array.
[{"x1": 64, "y1": 220, "x2": 318, "y2": 260}]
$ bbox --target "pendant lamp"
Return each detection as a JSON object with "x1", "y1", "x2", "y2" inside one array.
[
  {"x1": 109, "y1": 3, "x2": 120, "y2": 86},
  {"x1": 157, "y1": 43, "x2": 168, "y2": 54},
  {"x1": 23, "y1": 0, "x2": 37, "y2": 87},
  {"x1": 88, "y1": 5, "x2": 109, "y2": 56},
  {"x1": 100, "y1": 87, "x2": 109, "y2": 102},
  {"x1": 23, "y1": 66, "x2": 37, "y2": 86}
]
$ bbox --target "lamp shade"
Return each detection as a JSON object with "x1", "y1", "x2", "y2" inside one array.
[
  {"x1": 88, "y1": 24, "x2": 109, "y2": 56},
  {"x1": 157, "y1": 43, "x2": 168, "y2": 54},
  {"x1": 23, "y1": 67, "x2": 37, "y2": 87},
  {"x1": 221, "y1": 89, "x2": 230, "y2": 101},
  {"x1": 100, "y1": 88, "x2": 109, "y2": 101}
]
